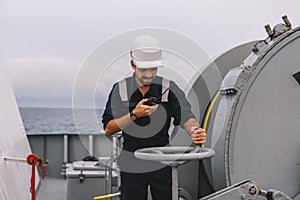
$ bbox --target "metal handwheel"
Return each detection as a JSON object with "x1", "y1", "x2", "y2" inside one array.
[{"x1": 135, "y1": 146, "x2": 215, "y2": 200}]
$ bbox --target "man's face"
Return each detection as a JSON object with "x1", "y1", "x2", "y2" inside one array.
[{"x1": 135, "y1": 67, "x2": 158, "y2": 86}]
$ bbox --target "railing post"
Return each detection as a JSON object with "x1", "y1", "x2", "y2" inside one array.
[{"x1": 88, "y1": 135, "x2": 93, "y2": 156}]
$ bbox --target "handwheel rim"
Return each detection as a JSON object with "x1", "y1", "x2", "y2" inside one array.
[{"x1": 134, "y1": 147, "x2": 215, "y2": 162}]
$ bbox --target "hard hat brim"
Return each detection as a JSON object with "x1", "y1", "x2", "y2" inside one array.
[{"x1": 133, "y1": 59, "x2": 164, "y2": 69}]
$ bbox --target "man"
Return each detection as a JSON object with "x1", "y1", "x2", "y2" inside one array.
[{"x1": 102, "y1": 34, "x2": 206, "y2": 200}]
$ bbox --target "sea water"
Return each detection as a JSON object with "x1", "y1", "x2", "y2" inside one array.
[{"x1": 19, "y1": 107, "x2": 104, "y2": 134}]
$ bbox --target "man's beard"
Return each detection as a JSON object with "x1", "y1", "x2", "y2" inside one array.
[{"x1": 137, "y1": 76, "x2": 154, "y2": 86}]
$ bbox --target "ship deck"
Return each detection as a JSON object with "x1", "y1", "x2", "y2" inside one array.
[{"x1": 37, "y1": 177, "x2": 67, "y2": 200}]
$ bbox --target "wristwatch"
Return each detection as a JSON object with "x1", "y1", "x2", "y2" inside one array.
[{"x1": 130, "y1": 111, "x2": 137, "y2": 121}]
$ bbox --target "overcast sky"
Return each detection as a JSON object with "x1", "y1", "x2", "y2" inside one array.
[{"x1": 1, "y1": 0, "x2": 300, "y2": 108}]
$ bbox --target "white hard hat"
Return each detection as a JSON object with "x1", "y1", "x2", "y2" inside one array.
[{"x1": 130, "y1": 35, "x2": 164, "y2": 68}]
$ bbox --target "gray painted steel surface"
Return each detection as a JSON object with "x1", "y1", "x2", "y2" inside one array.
[
  {"x1": 209, "y1": 24, "x2": 300, "y2": 198},
  {"x1": 27, "y1": 134, "x2": 113, "y2": 177},
  {"x1": 176, "y1": 41, "x2": 257, "y2": 198}
]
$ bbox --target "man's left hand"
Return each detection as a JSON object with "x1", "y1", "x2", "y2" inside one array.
[{"x1": 191, "y1": 127, "x2": 207, "y2": 145}]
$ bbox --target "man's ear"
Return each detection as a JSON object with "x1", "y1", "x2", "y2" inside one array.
[{"x1": 131, "y1": 60, "x2": 136, "y2": 70}]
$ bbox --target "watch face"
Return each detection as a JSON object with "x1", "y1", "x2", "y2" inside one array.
[
  {"x1": 131, "y1": 115, "x2": 137, "y2": 121},
  {"x1": 130, "y1": 112, "x2": 137, "y2": 121}
]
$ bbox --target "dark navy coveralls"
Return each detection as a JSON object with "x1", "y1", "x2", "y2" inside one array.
[{"x1": 102, "y1": 74, "x2": 195, "y2": 200}]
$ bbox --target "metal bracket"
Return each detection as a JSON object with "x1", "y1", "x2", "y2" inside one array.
[
  {"x1": 201, "y1": 181, "x2": 261, "y2": 200},
  {"x1": 264, "y1": 15, "x2": 292, "y2": 39},
  {"x1": 79, "y1": 169, "x2": 85, "y2": 183},
  {"x1": 200, "y1": 180, "x2": 293, "y2": 200},
  {"x1": 219, "y1": 67, "x2": 243, "y2": 95}
]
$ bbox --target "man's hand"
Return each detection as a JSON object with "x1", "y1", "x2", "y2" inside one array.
[
  {"x1": 191, "y1": 127, "x2": 207, "y2": 145},
  {"x1": 132, "y1": 99, "x2": 158, "y2": 118}
]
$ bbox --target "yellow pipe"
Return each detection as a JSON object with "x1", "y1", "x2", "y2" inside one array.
[
  {"x1": 94, "y1": 192, "x2": 121, "y2": 200},
  {"x1": 202, "y1": 91, "x2": 220, "y2": 148},
  {"x1": 94, "y1": 194, "x2": 113, "y2": 200}
]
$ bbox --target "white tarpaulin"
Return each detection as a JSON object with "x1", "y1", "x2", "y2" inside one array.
[{"x1": 0, "y1": 64, "x2": 39, "y2": 199}]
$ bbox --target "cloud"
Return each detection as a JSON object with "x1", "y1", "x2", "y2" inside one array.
[
  {"x1": 2, "y1": 0, "x2": 300, "y2": 108},
  {"x1": 6, "y1": 56, "x2": 80, "y2": 107}
]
